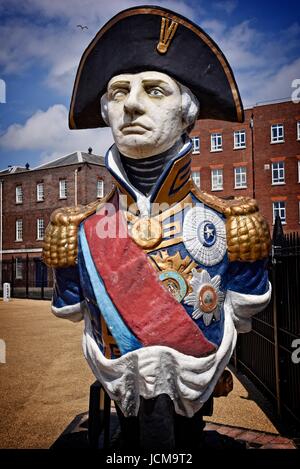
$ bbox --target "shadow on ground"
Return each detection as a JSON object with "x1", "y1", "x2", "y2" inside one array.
[
  {"x1": 232, "y1": 368, "x2": 300, "y2": 440},
  {"x1": 51, "y1": 412, "x2": 297, "y2": 450}
]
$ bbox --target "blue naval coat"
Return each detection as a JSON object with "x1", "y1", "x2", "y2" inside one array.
[{"x1": 47, "y1": 137, "x2": 271, "y2": 362}]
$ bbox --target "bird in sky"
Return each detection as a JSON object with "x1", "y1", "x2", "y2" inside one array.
[{"x1": 77, "y1": 25, "x2": 88, "y2": 30}]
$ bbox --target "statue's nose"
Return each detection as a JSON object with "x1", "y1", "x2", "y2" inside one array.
[{"x1": 124, "y1": 88, "x2": 145, "y2": 115}]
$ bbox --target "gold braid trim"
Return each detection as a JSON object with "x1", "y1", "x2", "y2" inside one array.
[
  {"x1": 43, "y1": 188, "x2": 116, "y2": 268},
  {"x1": 191, "y1": 184, "x2": 271, "y2": 262}
]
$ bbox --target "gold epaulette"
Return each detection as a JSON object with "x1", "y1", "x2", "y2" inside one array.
[
  {"x1": 191, "y1": 184, "x2": 271, "y2": 262},
  {"x1": 43, "y1": 189, "x2": 115, "y2": 268}
]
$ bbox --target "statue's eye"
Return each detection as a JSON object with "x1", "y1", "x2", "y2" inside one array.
[
  {"x1": 112, "y1": 89, "x2": 128, "y2": 100},
  {"x1": 147, "y1": 87, "x2": 164, "y2": 97}
]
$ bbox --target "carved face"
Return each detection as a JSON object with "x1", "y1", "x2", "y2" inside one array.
[{"x1": 104, "y1": 71, "x2": 184, "y2": 158}]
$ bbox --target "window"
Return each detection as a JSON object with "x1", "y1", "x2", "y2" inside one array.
[
  {"x1": 298, "y1": 161, "x2": 300, "y2": 183},
  {"x1": 297, "y1": 121, "x2": 300, "y2": 140},
  {"x1": 97, "y1": 179, "x2": 104, "y2": 198},
  {"x1": 36, "y1": 182, "x2": 44, "y2": 201},
  {"x1": 272, "y1": 161, "x2": 285, "y2": 185},
  {"x1": 16, "y1": 219, "x2": 23, "y2": 241},
  {"x1": 37, "y1": 218, "x2": 44, "y2": 240},
  {"x1": 15, "y1": 258, "x2": 23, "y2": 280},
  {"x1": 234, "y1": 130, "x2": 246, "y2": 149},
  {"x1": 211, "y1": 169, "x2": 223, "y2": 191},
  {"x1": 273, "y1": 201, "x2": 286, "y2": 224},
  {"x1": 211, "y1": 133, "x2": 222, "y2": 152},
  {"x1": 234, "y1": 166, "x2": 247, "y2": 188},
  {"x1": 271, "y1": 124, "x2": 284, "y2": 143},
  {"x1": 16, "y1": 186, "x2": 23, "y2": 204},
  {"x1": 59, "y1": 179, "x2": 67, "y2": 199},
  {"x1": 191, "y1": 171, "x2": 200, "y2": 188},
  {"x1": 192, "y1": 137, "x2": 200, "y2": 154}
]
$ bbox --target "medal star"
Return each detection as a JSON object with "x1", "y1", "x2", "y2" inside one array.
[
  {"x1": 204, "y1": 226, "x2": 214, "y2": 239},
  {"x1": 184, "y1": 268, "x2": 225, "y2": 326}
]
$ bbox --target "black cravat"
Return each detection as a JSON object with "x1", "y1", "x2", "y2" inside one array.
[{"x1": 120, "y1": 138, "x2": 183, "y2": 196}]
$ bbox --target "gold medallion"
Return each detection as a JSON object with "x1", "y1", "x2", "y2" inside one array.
[
  {"x1": 150, "y1": 250, "x2": 199, "y2": 302},
  {"x1": 131, "y1": 217, "x2": 162, "y2": 249},
  {"x1": 198, "y1": 284, "x2": 218, "y2": 313},
  {"x1": 162, "y1": 277, "x2": 181, "y2": 297},
  {"x1": 160, "y1": 271, "x2": 187, "y2": 302}
]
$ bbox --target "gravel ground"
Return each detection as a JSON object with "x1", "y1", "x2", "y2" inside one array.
[
  {"x1": 0, "y1": 299, "x2": 94, "y2": 448},
  {"x1": 206, "y1": 373, "x2": 278, "y2": 434},
  {"x1": 0, "y1": 299, "x2": 279, "y2": 449}
]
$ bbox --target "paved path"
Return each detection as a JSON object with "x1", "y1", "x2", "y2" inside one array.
[
  {"x1": 0, "y1": 299, "x2": 296, "y2": 449},
  {"x1": 204, "y1": 422, "x2": 296, "y2": 449},
  {"x1": 0, "y1": 299, "x2": 94, "y2": 448}
]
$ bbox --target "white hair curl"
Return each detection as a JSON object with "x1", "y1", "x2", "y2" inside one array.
[{"x1": 179, "y1": 82, "x2": 200, "y2": 132}]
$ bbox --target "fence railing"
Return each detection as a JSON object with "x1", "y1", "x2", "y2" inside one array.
[
  {"x1": 234, "y1": 230, "x2": 300, "y2": 425},
  {"x1": 0, "y1": 256, "x2": 54, "y2": 300}
]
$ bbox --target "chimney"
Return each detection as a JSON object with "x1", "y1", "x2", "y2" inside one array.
[{"x1": 88, "y1": 147, "x2": 92, "y2": 154}]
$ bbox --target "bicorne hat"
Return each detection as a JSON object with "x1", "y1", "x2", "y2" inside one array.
[{"x1": 69, "y1": 5, "x2": 244, "y2": 129}]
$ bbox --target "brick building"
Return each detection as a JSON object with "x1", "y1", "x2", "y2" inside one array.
[
  {"x1": 0, "y1": 149, "x2": 114, "y2": 269},
  {"x1": 190, "y1": 99, "x2": 300, "y2": 233},
  {"x1": 1, "y1": 99, "x2": 299, "y2": 289}
]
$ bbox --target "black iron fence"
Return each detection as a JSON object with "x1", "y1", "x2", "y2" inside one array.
[
  {"x1": 234, "y1": 230, "x2": 300, "y2": 425},
  {"x1": 0, "y1": 256, "x2": 54, "y2": 300}
]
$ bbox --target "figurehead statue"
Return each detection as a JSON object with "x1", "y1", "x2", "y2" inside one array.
[{"x1": 43, "y1": 5, "x2": 271, "y2": 450}]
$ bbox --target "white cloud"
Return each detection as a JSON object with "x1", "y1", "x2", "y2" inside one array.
[
  {"x1": 0, "y1": 0, "x2": 299, "y2": 160},
  {"x1": 0, "y1": 20, "x2": 89, "y2": 94},
  {"x1": 6, "y1": 0, "x2": 197, "y2": 24},
  {"x1": 204, "y1": 20, "x2": 266, "y2": 71},
  {"x1": 0, "y1": 0, "x2": 198, "y2": 95},
  {"x1": 240, "y1": 58, "x2": 300, "y2": 107},
  {"x1": 0, "y1": 104, "x2": 114, "y2": 161},
  {"x1": 201, "y1": 16, "x2": 300, "y2": 105},
  {"x1": 214, "y1": 0, "x2": 238, "y2": 15},
  {"x1": 201, "y1": 19, "x2": 226, "y2": 37},
  {"x1": 1, "y1": 0, "x2": 299, "y2": 101}
]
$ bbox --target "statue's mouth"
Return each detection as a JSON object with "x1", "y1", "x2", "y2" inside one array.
[
  {"x1": 122, "y1": 126, "x2": 147, "y2": 135},
  {"x1": 120, "y1": 123, "x2": 150, "y2": 134}
]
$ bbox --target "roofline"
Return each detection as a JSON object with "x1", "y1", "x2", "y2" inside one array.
[
  {"x1": 0, "y1": 165, "x2": 27, "y2": 174},
  {"x1": 31, "y1": 151, "x2": 104, "y2": 171},
  {"x1": 31, "y1": 160, "x2": 105, "y2": 172},
  {"x1": 244, "y1": 97, "x2": 293, "y2": 111},
  {"x1": 0, "y1": 160, "x2": 105, "y2": 176},
  {"x1": 31, "y1": 150, "x2": 81, "y2": 170}
]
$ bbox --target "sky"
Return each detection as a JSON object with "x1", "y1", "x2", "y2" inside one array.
[{"x1": 0, "y1": 0, "x2": 299, "y2": 169}]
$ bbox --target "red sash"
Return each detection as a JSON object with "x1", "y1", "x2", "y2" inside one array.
[{"x1": 84, "y1": 194, "x2": 216, "y2": 358}]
